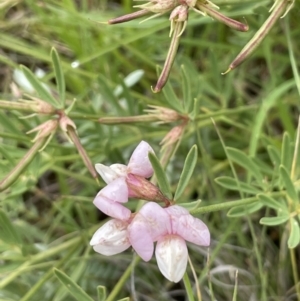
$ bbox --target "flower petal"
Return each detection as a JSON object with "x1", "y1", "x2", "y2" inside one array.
[
  {"x1": 93, "y1": 195, "x2": 131, "y2": 220},
  {"x1": 99, "y1": 178, "x2": 128, "y2": 203},
  {"x1": 90, "y1": 219, "x2": 130, "y2": 255},
  {"x1": 109, "y1": 163, "x2": 128, "y2": 178},
  {"x1": 127, "y1": 141, "x2": 154, "y2": 178},
  {"x1": 128, "y1": 214, "x2": 154, "y2": 261},
  {"x1": 95, "y1": 163, "x2": 119, "y2": 184},
  {"x1": 166, "y1": 205, "x2": 210, "y2": 246},
  {"x1": 155, "y1": 236, "x2": 188, "y2": 283},
  {"x1": 139, "y1": 202, "x2": 171, "y2": 240}
]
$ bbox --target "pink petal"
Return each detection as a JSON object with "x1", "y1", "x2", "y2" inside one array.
[
  {"x1": 99, "y1": 178, "x2": 128, "y2": 203},
  {"x1": 176, "y1": 215, "x2": 210, "y2": 246},
  {"x1": 155, "y1": 235, "x2": 188, "y2": 283},
  {"x1": 128, "y1": 214, "x2": 154, "y2": 261},
  {"x1": 165, "y1": 204, "x2": 189, "y2": 217},
  {"x1": 90, "y1": 219, "x2": 130, "y2": 255},
  {"x1": 93, "y1": 195, "x2": 131, "y2": 220},
  {"x1": 139, "y1": 202, "x2": 171, "y2": 240},
  {"x1": 127, "y1": 141, "x2": 154, "y2": 178}
]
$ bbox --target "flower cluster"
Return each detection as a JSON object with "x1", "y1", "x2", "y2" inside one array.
[{"x1": 90, "y1": 141, "x2": 210, "y2": 282}]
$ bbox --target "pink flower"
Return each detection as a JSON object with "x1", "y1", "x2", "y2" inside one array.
[
  {"x1": 94, "y1": 141, "x2": 169, "y2": 217},
  {"x1": 128, "y1": 203, "x2": 210, "y2": 282},
  {"x1": 93, "y1": 141, "x2": 154, "y2": 220}
]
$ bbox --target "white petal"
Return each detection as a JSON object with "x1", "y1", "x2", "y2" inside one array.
[
  {"x1": 109, "y1": 164, "x2": 128, "y2": 177},
  {"x1": 95, "y1": 164, "x2": 119, "y2": 184},
  {"x1": 155, "y1": 236, "x2": 188, "y2": 283},
  {"x1": 90, "y1": 219, "x2": 131, "y2": 256}
]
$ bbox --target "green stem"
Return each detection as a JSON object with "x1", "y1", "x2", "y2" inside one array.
[
  {"x1": 0, "y1": 137, "x2": 47, "y2": 191},
  {"x1": 290, "y1": 248, "x2": 300, "y2": 301},
  {"x1": 191, "y1": 192, "x2": 285, "y2": 215}
]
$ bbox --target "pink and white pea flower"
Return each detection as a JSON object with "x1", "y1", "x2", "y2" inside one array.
[{"x1": 128, "y1": 202, "x2": 210, "y2": 283}]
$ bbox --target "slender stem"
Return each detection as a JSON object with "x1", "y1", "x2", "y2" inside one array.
[
  {"x1": 99, "y1": 115, "x2": 156, "y2": 124},
  {"x1": 191, "y1": 191, "x2": 285, "y2": 215},
  {"x1": 290, "y1": 248, "x2": 300, "y2": 301},
  {"x1": 0, "y1": 137, "x2": 47, "y2": 191},
  {"x1": 67, "y1": 125, "x2": 98, "y2": 179}
]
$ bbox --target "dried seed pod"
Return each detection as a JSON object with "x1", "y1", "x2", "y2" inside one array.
[{"x1": 223, "y1": 0, "x2": 293, "y2": 74}]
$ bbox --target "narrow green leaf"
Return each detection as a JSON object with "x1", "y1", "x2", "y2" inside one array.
[
  {"x1": 159, "y1": 65, "x2": 183, "y2": 113},
  {"x1": 281, "y1": 132, "x2": 292, "y2": 172},
  {"x1": 117, "y1": 298, "x2": 130, "y2": 301},
  {"x1": 260, "y1": 215, "x2": 289, "y2": 226},
  {"x1": 267, "y1": 145, "x2": 281, "y2": 168},
  {"x1": 227, "y1": 202, "x2": 263, "y2": 217},
  {"x1": 189, "y1": 97, "x2": 200, "y2": 121},
  {"x1": 279, "y1": 165, "x2": 297, "y2": 202},
  {"x1": 20, "y1": 65, "x2": 60, "y2": 108},
  {"x1": 0, "y1": 210, "x2": 21, "y2": 246},
  {"x1": 249, "y1": 80, "x2": 295, "y2": 156},
  {"x1": 215, "y1": 176, "x2": 261, "y2": 194},
  {"x1": 226, "y1": 147, "x2": 263, "y2": 183},
  {"x1": 180, "y1": 65, "x2": 192, "y2": 113},
  {"x1": 174, "y1": 145, "x2": 198, "y2": 201},
  {"x1": 257, "y1": 194, "x2": 288, "y2": 211},
  {"x1": 178, "y1": 199, "x2": 202, "y2": 211},
  {"x1": 51, "y1": 47, "x2": 65, "y2": 107},
  {"x1": 97, "y1": 286, "x2": 106, "y2": 301},
  {"x1": 148, "y1": 153, "x2": 172, "y2": 200},
  {"x1": 288, "y1": 218, "x2": 300, "y2": 248},
  {"x1": 53, "y1": 268, "x2": 94, "y2": 301},
  {"x1": 183, "y1": 272, "x2": 195, "y2": 301},
  {"x1": 97, "y1": 75, "x2": 124, "y2": 115}
]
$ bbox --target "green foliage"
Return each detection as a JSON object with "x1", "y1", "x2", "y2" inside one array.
[
  {"x1": 54, "y1": 268, "x2": 94, "y2": 301},
  {"x1": 0, "y1": 0, "x2": 300, "y2": 300},
  {"x1": 148, "y1": 152, "x2": 172, "y2": 200}
]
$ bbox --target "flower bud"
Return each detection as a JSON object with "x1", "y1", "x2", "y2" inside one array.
[
  {"x1": 126, "y1": 174, "x2": 171, "y2": 204},
  {"x1": 160, "y1": 123, "x2": 185, "y2": 147}
]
